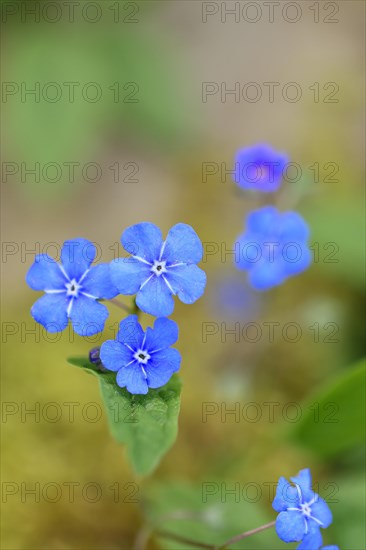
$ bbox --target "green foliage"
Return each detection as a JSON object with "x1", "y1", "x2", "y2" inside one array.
[
  {"x1": 290, "y1": 359, "x2": 365, "y2": 458},
  {"x1": 4, "y1": 19, "x2": 192, "y2": 196},
  {"x1": 68, "y1": 356, "x2": 182, "y2": 476},
  {"x1": 143, "y1": 482, "x2": 286, "y2": 550},
  {"x1": 330, "y1": 471, "x2": 366, "y2": 549},
  {"x1": 303, "y1": 197, "x2": 365, "y2": 289}
]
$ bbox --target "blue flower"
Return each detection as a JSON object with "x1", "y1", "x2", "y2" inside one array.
[
  {"x1": 321, "y1": 547, "x2": 339, "y2": 550},
  {"x1": 26, "y1": 238, "x2": 118, "y2": 336},
  {"x1": 110, "y1": 222, "x2": 207, "y2": 317},
  {"x1": 234, "y1": 206, "x2": 311, "y2": 290},
  {"x1": 100, "y1": 315, "x2": 181, "y2": 394},
  {"x1": 234, "y1": 143, "x2": 289, "y2": 192},
  {"x1": 273, "y1": 468, "x2": 333, "y2": 550},
  {"x1": 212, "y1": 274, "x2": 260, "y2": 322}
]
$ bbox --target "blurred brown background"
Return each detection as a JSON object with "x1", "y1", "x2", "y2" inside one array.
[{"x1": 1, "y1": 1, "x2": 365, "y2": 549}]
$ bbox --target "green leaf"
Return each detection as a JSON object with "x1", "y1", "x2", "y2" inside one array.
[
  {"x1": 329, "y1": 471, "x2": 366, "y2": 549},
  {"x1": 290, "y1": 359, "x2": 365, "y2": 458},
  {"x1": 303, "y1": 196, "x2": 365, "y2": 289},
  {"x1": 68, "y1": 356, "x2": 182, "y2": 476}
]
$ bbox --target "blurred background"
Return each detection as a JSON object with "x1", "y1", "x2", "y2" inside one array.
[{"x1": 1, "y1": 1, "x2": 365, "y2": 549}]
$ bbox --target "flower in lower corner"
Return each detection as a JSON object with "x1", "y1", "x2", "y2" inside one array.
[
  {"x1": 234, "y1": 143, "x2": 289, "y2": 192},
  {"x1": 272, "y1": 468, "x2": 333, "y2": 550},
  {"x1": 235, "y1": 206, "x2": 312, "y2": 290},
  {"x1": 100, "y1": 315, "x2": 181, "y2": 394},
  {"x1": 26, "y1": 238, "x2": 118, "y2": 336},
  {"x1": 110, "y1": 222, "x2": 207, "y2": 317}
]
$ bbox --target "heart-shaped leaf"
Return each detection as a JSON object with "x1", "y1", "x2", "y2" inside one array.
[{"x1": 68, "y1": 356, "x2": 182, "y2": 476}]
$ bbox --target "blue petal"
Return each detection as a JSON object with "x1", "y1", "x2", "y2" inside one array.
[
  {"x1": 145, "y1": 348, "x2": 181, "y2": 388},
  {"x1": 110, "y1": 257, "x2": 151, "y2": 294},
  {"x1": 82, "y1": 263, "x2": 119, "y2": 299},
  {"x1": 31, "y1": 293, "x2": 69, "y2": 332},
  {"x1": 121, "y1": 222, "x2": 162, "y2": 262},
  {"x1": 310, "y1": 497, "x2": 333, "y2": 528},
  {"x1": 136, "y1": 276, "x2": 175, "y2": 317},
  {"x1": 248, "y1": 262, "x2": 285, "y2": 290},
  {"x1": 165, "y1": 264, "x2": 206, "y2": 304},
  {"x1": 297, "y1": 521, "x2": 323, "y2": 550},
  {"x1": 237, "y1": 143, "x2": 287, "y2": 168},
  {"x1": 282, "y1": 245, "x2": 312, "y2": 276},
  {"x1": 274, "y1": 151, "x2": 290, "y2": 173},
  {"x1": 280, "y1": 212, "x2": 310, "y2": 241},
  {"x1": 163, "y1": 223, "x2": 203, "y2": 264},
  {"x1": 100, "y1": 340, "x2": 133, "y2": 372},
  {"x1": 61, "y1": 238, "x2": 96, "y2": 281},
  {"x1": 291, "y1": 469, "x2": 314, "y2": 503},
  {"x1": 117, "y1": 315, "x2": 144, "y2": 349},
  {"x1": 144, "y1": 317, "x2": 179, "y2": 352},
  {"x1": 26, "y1": 255, "x2": 66, "y2": 290},
  {"x1": 276, "y1": 511, "x2": 306, "y2": 543},
  {"x1": 69, "y1": 296, "x2": 108, "y2": 336},
  {"x1": 235, "y1": 145, "x2": 287, "y2": 192},
  {"x1": 273, "y1": 477, "x2": 299, "y2": 512},
  {"x1": 116, "y1": 363, "x2": 148, "y2": 394},
  {"x1": 246, "y1": 206, "x2": 278, "y2": 234},
  {"x1": 321, "y1": 547, "x2": 339, "y2": 550},
  {"x1": 235, "y1": 233, "x2": 264, "y2": 270}
]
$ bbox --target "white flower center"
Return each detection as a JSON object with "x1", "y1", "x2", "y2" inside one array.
[
  {"x1": 151, "y1": 260, "x2": 167, "y2": 277},
  {"x1": 65, "y1": 278, "x2": 81, "y2": 297},
  {"x1": 133, "y1": 349, "x2": 151, "y2": 365},
  {"x1": 300, "y1": 502, "x2": 312, "y2": 518}
]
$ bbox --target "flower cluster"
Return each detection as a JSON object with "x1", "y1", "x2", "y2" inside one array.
[
  {"x1": 27, "y1": 223, "x2": 206, "y2": 394},
  {"x1": 26, "y1": 147, "x2": 339, "y2": 548},
  {"x1": 273, "y1": 468, "x2": 334, "y2": 550},
  {"x1": 233, "y1": 144, "x2": 312, "y2": 289}
]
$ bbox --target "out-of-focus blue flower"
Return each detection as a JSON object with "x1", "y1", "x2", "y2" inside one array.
[
  {"x1": 234, "y1": 206, "x2": 311, "y2": 290},
  {"x1": 110, "y1": 222, "x2": 206, "y2": 317},
  {"x1": 234, "y1": 143, "x2": 289, "y2": 192},
  {"x1": 100, "y1": 315, "x2": 181, "y2": 394},
  {"x1": 211, "y1": 274, "x2": 260, "y2": 322},
  {"x1": 26, "y1": 238, "x2": 118, "y2": 336},
  {"x1": 273, "y1": 468, "x2": 333, "y2": 549},
  {"x1": 321, "y1": 546, "x2": 339, "y2": 550}
]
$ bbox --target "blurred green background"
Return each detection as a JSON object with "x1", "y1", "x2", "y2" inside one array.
[{"x1": 1, "y1": 1, "x2": 365, "y2": 549}]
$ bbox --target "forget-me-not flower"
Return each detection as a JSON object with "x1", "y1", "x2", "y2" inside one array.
[
  {"x1": 100, "y1": 315, "x2": 181, "y2": 394},
  {"x1": 26, "y1": 238, "x2": 118, "y2": 336},
  {"x1": 273, "y1": 468, "x2": 333, "y2": 550},
  {"x1": 234, "y1": 143, "x2": 289, "y2": 192},
  {"x1": 234, "y1": 206, "x2": 311, "y2": 290},
  {"x1": 110, "y1": 222, "x2": 206, "y2": 317}
]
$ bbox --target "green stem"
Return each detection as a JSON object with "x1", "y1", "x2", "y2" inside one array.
[
  {"x1": 215, "y1": 520, "x2": 276, "y2": 550},
  {"x1": 151, "y1": 520, "x2": 276, "y2": 550},
  {"x1": 131, "y1": 298, "x2": 140, "y2": 316},
  {"x1": 109, "y1": 298, "x2": 134, "y2": 315}
]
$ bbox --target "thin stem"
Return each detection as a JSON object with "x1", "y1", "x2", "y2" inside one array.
[
  {"x1": 215, "y1": 520, "x2": 276, "y2": 550},
  {"x1": 131, "y1": 298, "x2": 140, "y2": 316},
  {"x1": 134, "y1": 510, "x2": 217, "y2": 550},
  {"x1": 109, "y1": 298, "x2": 133, "y2": 314},
  {"x1": 150, "y1": 520, "x2": 276, "y2": 550}
]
